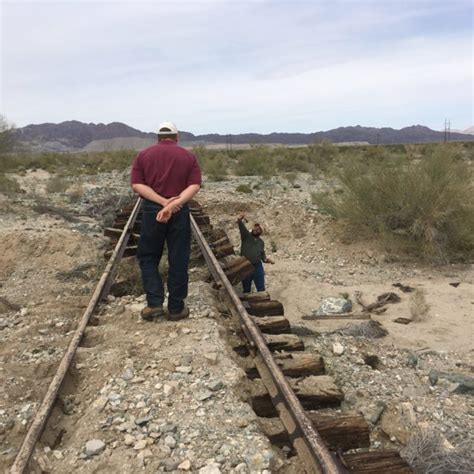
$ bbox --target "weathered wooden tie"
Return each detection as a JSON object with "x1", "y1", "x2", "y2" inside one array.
[
  {"x1": 259, "y1": 413, "x2": 370, "y2": 452},
  {"x1": 245, "y1": 352, "x2": 325, "y2": 379},
  {"x1": 343, "y1": 450, "x2": 412, "y2": 473},
  {"x1": 222, "y1": 257, "x2": 254, "y2": 285},
  {"x1": 250, "y1": 376, "x2": 344, "y2": 417},
  {"x1": 252, "y1": 316, "x2": 290, "y2": 334},
  {"x1": 244, "y1": 299, "x2": 284, "y2": 316},
  {"x1": 233, "y1": 333, "x2": 305, "y2": 356}
]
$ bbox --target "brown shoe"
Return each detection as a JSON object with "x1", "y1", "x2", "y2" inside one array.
[
  {"x1": 168, "y1": 306, "x2": 190, "y2": 321},
  {"x1": 141, "y1": 306, "x2": 165, "y2": 321}
]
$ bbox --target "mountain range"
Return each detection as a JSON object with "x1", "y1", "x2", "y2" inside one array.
[{"x1": 13, "y1": 120, "x2": 474, "y2": 152}]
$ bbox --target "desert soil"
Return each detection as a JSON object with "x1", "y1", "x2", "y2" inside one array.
[{"x1": 0, "y1": 168, "x2": 472, "y2": 472}]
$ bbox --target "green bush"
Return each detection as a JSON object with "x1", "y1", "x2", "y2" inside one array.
[
  {"x1": 235, "y1": 184, "x2": 253, "y2": 194},
  {"x1": 306, "y1": 140, "x2": 339, "y2": 173},
  {"x1": 1, "y1": 149, "x2": 135, "y2": 175},
  {"x1": 46, "y1": 175, "x2": 69, "y2": 193},
  {"x1": 235, "y1": 146, "x2": 275, "y2": 177},
  {"x1": 0, "y1": 174, "x2": 21, "y2": 194},
  {"x1": 326, "y1": 143, "x2": 474, "y2": 261},
  {"x1": 203, "y1": 153, "x2": 229, "y2": 181}
]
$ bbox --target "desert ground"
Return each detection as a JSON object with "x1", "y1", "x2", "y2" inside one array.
[{"x1": 0, "y1": 167, "x2": 472, "y2": 472}]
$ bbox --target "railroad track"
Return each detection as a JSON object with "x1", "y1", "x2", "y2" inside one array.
[{"x1": 10, "y1": 196, "x2": 413, "y2": 473}]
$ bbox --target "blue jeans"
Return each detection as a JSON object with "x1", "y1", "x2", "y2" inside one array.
[
  {"x1": 242, "y1": 261, "x2": 265, "y2": 293},
  {"x1": 137, "y1": 200, "x2": 191, "y2": 313}
]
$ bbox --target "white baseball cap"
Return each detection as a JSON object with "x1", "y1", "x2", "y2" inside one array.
[{"x1": 157, "y1": 121, "x2": 178, "y2": 135}]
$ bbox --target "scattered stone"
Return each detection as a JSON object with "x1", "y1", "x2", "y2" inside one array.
[
  {"x1": 208, "y1": 380, "x2": 224, "y2": 391},
  {"x1": 332, "y1": 342, "x2": 345, "y2": 355},
  {"x1": 135, "y1": 415, "x2": 152, "y2": 426},
  {"x1": 92, "y1": 396, "x2": 108, "y2": 411},
  {"x1": 314, "y1": 297, "x2": 352, "y2": 316},
  {"x1": 195, "y1": 389, "x2": 213, "y2": 401},
  {"x1": 84, "y1": 439, "x2": 105, "y2": 457},
  {"x1": 199, "y1": 464, "x2": 222, "y2": 474},
  {"x1": 204, "y1": 352, "x2": 219, "y2": 365},
  {"x1": 133, "y1": 440, "x2": 147, "y2": 450},
  {"x1": 164, "y1": 460, "x2": 181, "y2": 471},
  {"x1": 121, "y1": 367, "x2": 134, "y2": 381},
  {"x1": 124, "y1": 434, "x2": 135, "y2": 446},
  {"x1": 164, "y1": 434, "x2": 176, "y2": 448},
  {"x1": 178, "y1": 459, "x2": 191, "y2": 470},
  {"x1": 175, "y1": 365, "x2": 192, "y2": 374}
]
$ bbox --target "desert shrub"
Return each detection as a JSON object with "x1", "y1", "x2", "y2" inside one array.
[
  {"x1": 1, "y1": 149, "x2": 135, "y2": 175},
  {"x1": 235, "y1": 146, "x2": 275, "y2": 177},
  {"x1": 310, "y1": 191, "x2": 337, "y2": 215},
  {"x1": 203, "y1": 153, "x2": 229, "y2": 181},
  {"x1": 235, "y1": 184, "x2": 252, "y2": 194},
  {"x1": 276, "y1": 149, "x2": 310, "y2": 173},
  {"x1": 325, "y1": 144, "x2": 474, "y2": 261},
  {"x1": 192, "y1": 145, "x2": 213, "y2": 170},
  {"x1": 67, "y1": 183, "x2": 85, "y2": 203},
  {"x1": 402, "y1": 427, "x2": 473, "y2": 473},
  {"x1": 307, "y1": 140, "x2": 339, "y2": 173},
  {"x1": 46, "y1": 175, "x2": 69, "y2": 193},
  {"x1": 0, "y1": 174, "x2": 21, "y2": 194}
]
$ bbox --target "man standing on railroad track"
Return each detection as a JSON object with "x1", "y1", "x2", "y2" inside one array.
[
  {"x1": 131, "y1": 121, "x2": 201, "y2": 322},
  {"x1": 237, "y1": 214, "x2": 274, "y2": 293}
]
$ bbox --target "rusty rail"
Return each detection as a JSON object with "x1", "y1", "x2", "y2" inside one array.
[
  {"x1": 10, "y1": 198, "x2": 143, "y2": 474},
  {"x1": 190, "y1": 214, "x2": 347, "y2": 474}
]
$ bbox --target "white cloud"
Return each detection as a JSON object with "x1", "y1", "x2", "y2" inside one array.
[{"x1": 1, "y1": 0, "x2": 472, "y2": 132}]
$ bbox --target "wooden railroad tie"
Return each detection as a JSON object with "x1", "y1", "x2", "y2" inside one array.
[
  {"x1": 249, "y1": 376, "x2": 344, "y2": 417},
  {"x1": 244, "y1": 352, "x2": 325, "y2": 379},
  {"x1": 259, "y1": 412, "x2": 370, "y2": 452}
]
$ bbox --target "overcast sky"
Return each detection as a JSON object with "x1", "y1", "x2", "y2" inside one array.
[{"x1": 1, "y1": 0, "x2": 472, "y2": 134}]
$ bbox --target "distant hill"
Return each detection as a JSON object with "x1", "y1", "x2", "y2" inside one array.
[
  {"x1": 452, "y1": 126, "x2": 474, "y2": 135},
  {"x1": 13, "y1": 120, "x2": 474, "y2": 152}
]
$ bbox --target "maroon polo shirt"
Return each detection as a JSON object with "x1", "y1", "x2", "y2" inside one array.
[{"x1": 130, "y1": 140, "x2": 201, "y2": 198}]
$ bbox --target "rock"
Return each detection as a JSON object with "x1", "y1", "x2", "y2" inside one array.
[
  {"x1": 124, "y1": 434, "x2": 135, "y2": 446},
  {"x1": 164, "y1": 435, "x2": 176, "y2": 448},
  {"x1": 133, "y1": 440, "x2": 147, "y2": 450},
  {"x1": 199, "y1": 464, "x2": 222, "y2": 474},
  {"x1": 195, "y1": 389, "x2": 213, "y2": 401},
  {"x1": 245, "y1": 449, "x2": 274, "y2": 471},
  {"x1": 121, "y1": 367, "x2": 134, "y2": 381},
  {"x1": 428, "y1": 370, "x2": 474, "y2": 394},
  {"x1": 407, "y1": 353, "x2": 418, "y2": 368},
  {"x1": 129, "y1": 303, "x2": 146, "y2": 313},
  {"x1": 92, "y1": 396, "x2": 108, "y2": 411},
  {"x1": 135, "y1": 415, "x2": 152, "y2": 426},
  {"x1": 163, "y1": 384, "x2": 175, "y2": 396},
  {"x1": 314, "y1": 297, "x2": 352, "y2": 316},
  {"x1": 204, "y1": 352, "x2": 219, "y2": 365},
  {"x1": 332, "y1": 342, "x2": 345, "y2": 356},
  {"x1": 178, "y1": 459, "x2": 192, "y2": 470},
  {"x1": 164, "y1": 460, "x2": 180, "y2": 471},
  {"x1": 85, "y1": 439, "x2": 105, "y2": 456},
  {"x1": 380, "y1": 402, "x2": 416, "y2": 444},
  {"x1": 208, "y1": 380, "x2": 224, "y2": 391},
  {"x1": 175, "y1": 366, "x2": 192, "y2": 374},
  {"x1": 359, "y1": 401, "x2": 386, "y2": 424}
]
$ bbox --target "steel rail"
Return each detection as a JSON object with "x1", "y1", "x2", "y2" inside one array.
[
  {"x1": 10, "y1": 197, "x2": 143, "y2": 474},
  {"x1": 190, "y1": 214, "x2": 347, "y2": 474}
]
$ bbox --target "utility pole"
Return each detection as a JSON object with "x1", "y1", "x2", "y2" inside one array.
[{"x1": 444, "y1": 119, "x2": 448, "y2": 142}]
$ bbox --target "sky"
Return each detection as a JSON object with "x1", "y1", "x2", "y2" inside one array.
[{"x1": 1, "y1": 0, "x2": 473, "y2": 134}]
